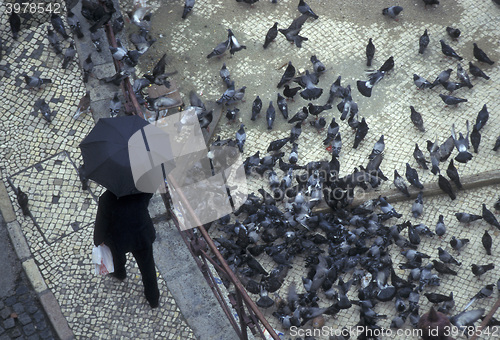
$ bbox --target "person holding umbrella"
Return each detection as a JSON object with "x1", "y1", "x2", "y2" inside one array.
[{"x1": 93, "y1": 189, "x2": 159, "y2": 308}]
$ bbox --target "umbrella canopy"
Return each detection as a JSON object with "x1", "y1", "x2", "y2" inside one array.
[{"x1": 79, "y1": 115, "x2": 153, "y2": 197}]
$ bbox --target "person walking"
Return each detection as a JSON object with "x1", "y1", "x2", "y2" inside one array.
[{"x1": 93, "y1": 190, "x2": 160, "y2": 308}]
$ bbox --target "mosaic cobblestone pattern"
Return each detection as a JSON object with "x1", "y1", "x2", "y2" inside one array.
[
  {"x1": 0, "y1": 1, "x2": 195, "y2": 338},
  {"x1": 128, "y1": 0, "x2": 500, "y2": 338}
]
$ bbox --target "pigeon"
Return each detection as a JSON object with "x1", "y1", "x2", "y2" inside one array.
[
  {"x1": 409, "y1": 106, "x2": 425, "y2": 132},
  {"x1": 82, "y1": 54, "x2": 93, "y2": 83},
  {"x1": 35, "y1": 99, "x2": 55, "y2": 123},
  {"x1": 495, "y1": 197, "x2": 500, "y2": 212},
  {"x1": 90, "y1": 26, "x2": 103, "y2": 52},
  {"x1": 450, "y1": 236, "x2": 469, "y2": 251},
  {"x1": 393, "y1": 170, "x2": 410, "y2": 197},
  {"x1": 101, "y1": 70, "x2": 130, "y2": 86},
  {"x1": 412, "y1": 191, "x2": 424, "y2": 218},
  {"x1": 227, "y1": 29, "x2": 246, "y2": 55},
  {"x1": 216, "y1": 81, "x2": 235, "y2": 105},
  {"x1": 423, "y1": 0, "x2": 440, "y2": 6},
  {"x1": 310, "y1": 55, "x2": 326, "y2": 73},
  {"x1": 207, "y1": 39, "x2": 230, "y2": 58},
  {"x1": 440, "y1": 94, "x2": 467, "y2": 106},
  {"x1": 438, "y1": 174, "x2": 456, "y2": 200},
  {"x1": 323, "y1": 118, "x2": 339, "y2": 145},
  {"x1": 329, "y1": 133, "x2": 342, "y2": 157},
  {"x1": 310, "y1": 116, "x2": 326, "y2": 132},
  {"x1": 482, "y1": 204, "x2": 500, "y2": 229},
  {"x1": 9, "y1": 12, "x2": 21, "y2": 40},
  {"x1": 298, "y1": 0, "x2": 319, "y2": 19},
  {"x1": 283, "y1": 85, "x2": 301, "y2": 100},
  {"x1": 419, "y1": 29, "x2": 429, "y2": 54},
  {"x1": 67, "y1": 11, "x2": 84, "y2": 39},
  {"x1": 47, "y1": 28, "x2": 63, "y2": 54},
  {"x1": 357, "y1": 70, "x2": 385, "y2": 97},
  {"x1": 435, "y1": 215, "x2": 446, "y2": 237},
  {"x1": 431, "y1": 68, "x2": 452, "y2": 87},
  {"x1": 288, "y1": 107, "x2": 308, "y2": 124},
  {"x1": 406, "y1": 163, "x2": 424, "y2": 190},
  {"x1": 51, "y1": 13, "x2": 69, "y2": 39},
  {"x1": 469, "y1": 62, "x2": 490, "y2": 80},
  {"x1": 382, "y1": 6, "x2": 403, "y2": 19},
  {"x1": 441, "y1": 81, "x2": 467, "y2": 93},
  {"x1": 109, "y1": 93, "x2": 121, "y2": 117},
  {"x1": 110, "y1": 39, "x2": 128, "y2": 61},
  {"x1": 16, "y1": 187, "x2": 30, "y2": 216},
  {"x1": 266, "y1": 101, "x2": 275, "y2": 130},
  {"x1": 450, "y1": 309, "x2": 485, "y2": 331},
  {"x1": 440, "y1": 40, "x2": 462, "y2": 60},
  {"x1": 366, "y1": 38, "x2": 375, "y2": 66},
  {"x1": 74, "y1": 91, "x2": 91, "y2": 119},
  {"x1": 455, "y1": 212, "x2": 482, "y2": 224},
  {"x1": 495, "y1": 136, "x2": 500, "y2": 152},
  {"x1": 446, "y1": 160, "x2": 462, "y2": 189},
  {"x1": 24, "y1": 76, "x2": 52, "y2": 90},
  {"x1": 413, "y1": 144, "x2": 429, "y2": 170},
  {"x1": 112, "y1": 15, "x2": 124, "y2": 34},
  {"x1": 327, "y1": 76, "x2": 343, "y2": 104},
  {"x1": 464, "y1": 284, "x2": 495, "y2": 311},
  {"x1": 263, "y1": 22, "x2": 278, "y2": 49},
  {"x1": 368, "y1": 135, "x2": 384, "y2": 160},
  {"x1": 129, "y1": 29, "x2": 156, "y2": 54},
  {"x1": 267, "y1": 137, "x2": 290, "y2": 153},
  {"x1": 413, "y1": 74, "x2": 433, "y2": 89},
  {"x1": 77, "y1": 165, "x2": 89, "y2": 190},
  {"x1": 277, "y1": 93, "x2": 288, "y2": 119},
  {"x1": 289, "y1": 143, "x2": 299, "y2": 164},
  {"x1": 471, "y1": 263, "x2": 495, "y2": 277},
  {"x1": 446, "y1": 26, "x2": 461, "y2": 40},
  {"x1": 229, "y1": 86, "x2": 246, "y2": 104},
  {"x1": 473, "y1": 43, "x2": 494, "y2": 65},
  {"x1": 424, "y1": 292, "x2": 453, "y2": 304},
  {"x1": 457, "y1": 63, "x2": 473, "y2": 88},
  {"x1": 470, "y1": 125, "x2": 481, "y2": 153},
  {"x1": 299, "y1": 71, "x2": 323, "y2": 100},
  {"x1": 438, "y1": 247, "x2": 460, "y2": 265},
  {"x1": 379, "y1": 56, "x2": 394, "y2": 72},
  {"x1": 278, "y1": 14, "x2": 309, "y2": 47},
  {"x1": 308, "y1": 103, "x2": 331, "y2": 117},
  {"x1": 474, "y1": 104, "x2": 489, "y2": 131},
  {"x1": 432, "y1": 260, "x2": 457, "y2": 276},
  {"x1": 62, "y1": 41, "x2": 76, "y2": 69},
  {"x1": 219, "y1": 63, "x2": 231, "y2": 88},
  {"x1": 289, "y1": 122, "x2": 302, "y2": 143},
  {"x1": 182, "y1": 0, "x2": 195, "y2": 19},
  {"x1": 451, "y1": 121, "x2": 473, "y2": 163},
  {"x1": 235, "y1": 124, "x2": 246, "y2": 153},
  {"x1": 353, "y1": 118, "x2": 369, "y2": 149},
  {"x1": 225, "y1": 108, "x2": 239, "y2": 123},
  {"x1": 251, "y1": 96, "x2": 262, "y2": 121},
  {"x1": 277, "y1": 61, "x2": 295, "y2": 88},
  {"x1": 482, "y1": 230, "x2": 492, "y2": 255}
]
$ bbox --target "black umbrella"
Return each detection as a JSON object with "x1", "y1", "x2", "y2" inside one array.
[{"x1": 79, "y1": 115, "x2": 169, "y2": 197}]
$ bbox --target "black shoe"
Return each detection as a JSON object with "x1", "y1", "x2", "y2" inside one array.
[{"x1": 110, "y1": 272, "x2": 126, "y2": 281}]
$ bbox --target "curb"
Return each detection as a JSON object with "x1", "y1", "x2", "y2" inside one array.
[{"x1": 0, "y1": 174, "x2": 75, "y2": 339}]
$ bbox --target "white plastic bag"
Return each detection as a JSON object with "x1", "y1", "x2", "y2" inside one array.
[{"x1": 92, "y1": 244, "x2": 115, "y2": 275}]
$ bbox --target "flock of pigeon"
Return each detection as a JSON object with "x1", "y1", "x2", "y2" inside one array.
[
  {"x1": 6, "y1": 0, "x2": 500, "y2": 338},
  {"x1": 182, "y1": 1, "x2": 500, "y2": 339}
]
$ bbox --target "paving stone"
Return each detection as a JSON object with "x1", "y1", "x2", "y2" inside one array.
[
  {"x1": 15, "y1": 285, "x2": 29, "y2": 296},
  {"x1": 31, "y1": 311, "x2": 44, "y2": 324},
  {"x1": 27, "y1": 334, "x2": 41, "y2": 340},
  {"x1": 10, "y1": 328, "x2": 21, "y2": 338},
  {"x1": 0, "y1": 308, "x2": 11, "y2": 320},
  {"x1": 0, "y1": 334, "x2": 9, "y2": 340},
  {"x1": 17, "y1": 313, "x2": 32, "y2": 326},
  {"x1": 23, "y1": 323, "x2": 36, "y2": 336},
  {"x1": 12, "y1": 303, "x2": 25, "y2": 315},
  {"x1": 34, "y1": 319, "x2": 47, "y2": 331},
  {"x1": 2, "y1": 318, "x2": 15, "y2": 330},
  {"x1": 4, "y1": 297, "x2": 16, "y2": 307}
]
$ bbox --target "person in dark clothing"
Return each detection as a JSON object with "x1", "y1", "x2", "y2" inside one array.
[{"x1": 94, "y1": 190, "x2": 159, "y2": 308}]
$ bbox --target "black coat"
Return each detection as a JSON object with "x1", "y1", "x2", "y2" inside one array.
[{"x1": 94, "y1": 190, "x2": 156, "y2": 253}]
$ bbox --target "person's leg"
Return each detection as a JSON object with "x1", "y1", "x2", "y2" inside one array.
[
  {"x1": 107, "y1": 242, "x2": 127, "y2": 280},
  {"x1": 132, "y1": 245, "x2": 159, "y2": 308}
]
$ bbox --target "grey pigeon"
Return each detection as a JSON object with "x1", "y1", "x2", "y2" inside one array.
[
  {"x1": 464, "y1": 284, "x2": 494, "y2": 311},
  {"x1": 482, "y1": 230, "x2": 492, "y2": 255},
  {"x1": 266, "y1": 101, "x2": 275, "y2": 130},
  {"x1": 366, "y1": 38, "x2": 375, "y2": 66},
  {"x1": 353, "y1": 118, "x2": 369, "y2": 149},
  {"x1": 450, "y1": 236, "x2": 469, "y2": 251},
  {"x1": 473, "y1": 43, "x2": 494, "y2": 65},
  {"x1": 451, "y1": 121, "x2": 473, "y2": 163},
  {"x1": 329, "y1": 133, "x2": 342, "y2": 157},
  {"x1": 227, "y1": 29, "x2": 246, "y2": 55},
  {"x1": 216, "y1": 81, "x2": 235, "y2": 105},
  {"x1": 300, "y1": 71, "x2": 323, "y2": 100},
  {"x1": 51, "y1": 13, "x2": 69, "y2": 39},
  {"x1": 394, "y1": 170, "x2": 410, "y2": 197},
  {"x1": 435, "y1": 215, "x2": 446, "y2": 237},
  {"x1": 24, "y1": 75, "x2": 52, "y2": 89},
  {"x1": 470, "y1": 125, "x2": 481, "y2": 153},
  {"x1": 441, "y1": 81, "x2": 466, "y2": 93},
  {"x1": 277, "y1": 93, "x2": 288, "y2": 119},
  {"x1": 457, "y1": 63, "x2": 473, "y2": 88},
  {"x1": 410, "y1": 106, "x2": 425, "y2": 132},
  {"x1": 432, "y1": 68, "x2": 452, "y2": 87},
  {"x1": 90, "y1": 26, "x2": 103, "y2": 52},
  {"x1": 440, "y1": 94, "x2": 467, "y2": 106},
  {"x1": 298, "y1": 0, "x2": 318, "y2": 19},
  {"x1": 263, "y1": 22, "x2": 278, "y2": 49},
  {"x1": 67, "y1": 11, "x2": 84, "y2": 39},
  {"x1": 406, "y1": 163, "x2": 424, "y2": 189},
  {"x1": 382, "y1": 6, "x2": 403, "y2": 19},
  {"x1": 109, "y1": 93, "x2": 121, "y2": 117},
  {"x1": 413, "y1": 74, "x2": 433, "y2": 89},
  {"x1": 419, "y1": 29, "x2": 429, "y2": 54},
  {"x1": 235, "y1": 124, "x2": 246, "y2": 153},
  {"x1": 368, "y1": 135, "x2": 384, "y2": 160},
  {"x1": 455, "y1": 212, "x2": 482, "y2": 224},
  {"x1": 438, "y1": 247, "x2": 460, "y2": 265},
  {"x1": 62, "y1": 41, "x2": 76, "y2": 69},
  {"x1": 207, "y1": 39, "x2": 230, "y2": 58},
  {"x1": 440, "y1": 40, "x2": 462, "y2": 60},
  {"x1": 182, "y1": 0, "x2": 195, "y2": 19},
  {"x1": 446, "y1": 26, "x2": 460, "y2": 40},
  {"x1": 219, "y1": 63, "x2": 231, "y2": 87},
  {"x1": 482, "y1": 204, "x2": 500, "y2": 229},
  {"x1": 469, "y1": 62, "x2": 490, "y2": 80},
  {"x1": 47, "y1": 28, "x2": 62, "y2": 54},
  {"x1": 413, "y1": 143, "x2": 429, "y2": 169},
  {"x1": 438, "y1": 174, "x2": 456, "y2": 200},
  {"x1": 474, "y1": 104, "x2": 489, "y2": 131},
  {"x1": 327, "y1": 76, "x2": 343, "y2": 104},
  {"x1": 277, "y1": 61, "x2": 295, "y2": 88},
  {"x1": 309, "y1": 116, "x2": 326, "y2": 132},
  {"x1": 322, "y1": 118, "x2": 339, "y2": 145},
  {"x1": 35, "y1": 99, "x2": 55, "y2": 123},
  {"x1": 412, "y1": 191, "x2": 424, "y2": 218},
  {"x1": 446, "y1": 159, "x2": 462, "y2": 189},
  {"x1": 251, "y1": 96, "x2": 262, "y2": 121}
]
